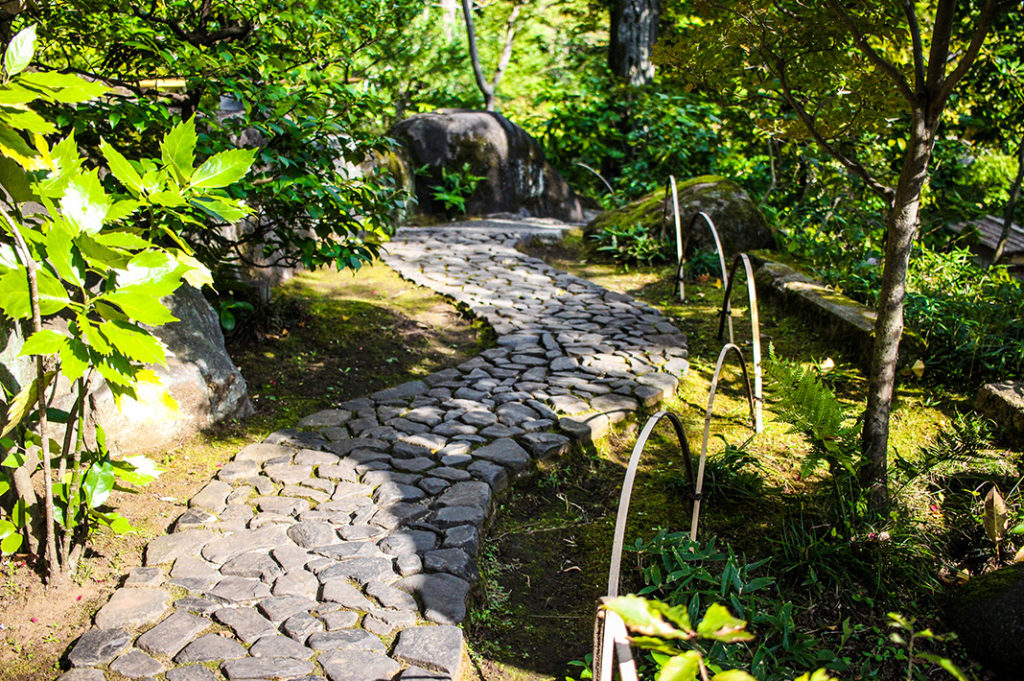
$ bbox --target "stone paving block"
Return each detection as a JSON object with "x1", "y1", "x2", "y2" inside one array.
[
  {"x1": 110, "y1": 648, "x2": 165, "y2": 679},
  {"x1": 393, "y1": 625, "x2": 464, "y2": 676},
  {"x1": 93, "y1": 587, "x2": 171, "y2": 630},
  {"x1": 320, "y1": 650, "x2": 401, "y2": 681},
  {"x1": 68, "y1": 627, "x2": 132, "y2": 667},
  {"x1": 221, "y1": 657, "x2": 315, "y2": 680},
  {"x1": 174, "y1": 633, "x2": 247, "y2": 663},
  {"x1": 136, "y1": 611, "x2": 210, "y2": 657},
  {"x1": 396, "y1": 572, "x2": 471, "y2": 624},
  {"x1": 471, "y1": 438, "x2": 530, "y2": 470},
  {"x1": 249, "y1": 634, "x2": 314, "y2": 658},
  {"x1": 214, "y1": 607, "x2": 277, "y2": 644},
  {"x1": 145, "y1": 530, "x2": 218, "y2": 566},
  {"x1": 307, "y1": 628, "x2": 386, "y2": 652}
]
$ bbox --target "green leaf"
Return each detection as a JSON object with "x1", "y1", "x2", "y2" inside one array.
[
  {"x1": 79, "y1": 316, "x2": 111, "y2": 355},
  {"x1": 34, "y1": 266, "x2": 71, "y2": 315},
  {"x1": 19, "y1": 72, "x2": 107, "y2": 103},
  {"x1": 696, "y1": 604, "x2": 753, "y2": 643},
  {"x1": 0, "y1": 156, "x2": 35, "y2": 202},
  {"x1": 160, "y1": 116, "x2": 197, "y2": 183},
  {"x1": 1, "y1": 371, "x2": 52, "y2": 437},
  {"x1": 0, "y1": 122, "x2": 41, "y2": 169},
  {"x1": 190, "y1": 148, "x2": 256, "y2": 189},
  {"x1": 0, "y1": 266, "x2": 31, "y2": 318},
  {"x1": 0, "y1": 108, "x2": 55, "y2": 135},
  {"x1": 106, "y1": 199, "x2": 140, "y2": 223},
  {"x1": 45, "y1": 218, "x2": 83, "y2": 285},
  {"x1": 95, "y1": 356, "x2": 134, "y2": 387},
  {"x1": 99, "y1": 139, "x2": 143, "y2": 194},
  {"x1": 191, "y1": 195, "x2": 247, "y2": 223},
  {"x1": 104, "y1": 289, "x2": 178, "y2": 325},
  {"x1": 82, "y1": 459, "x2": 114, "y2": 507},
  {"x1": 60, "y1": 171, "x2": 110, "y2": 234},
  {"x1": 710, "y1": 672, "x2": 757, "y2": 681},
  {"x1": 111, "y1": 455, "x2": 162, "y2": 486},
  {"x1": 0, "y1": 519, "x2": 23, "y2": 554},
  {"x1": 92, "y1": 231, "x2": 152, "y2": 251},
  {"x1": 605, "y1": 595, "x2": 688, "y2": 640},
  {"x1": 656, "y1": 652, "x2": 701, "y2": 681},
  {"x1": 0, "y1": 85, "x2": 42, "y2": 106},
  {"x1": 915, "y1": 654, "x2": 968, "y2": 681},
  {"x1": 4, "y1": 25, "x2": 36, "y2": 78},
  {"x1": 19, "y1": 329, "x2": 66, "y2": 356},
  {"x1": 89, "y1": 509, "x2": 132, "y2": 534},
  {"x1": 59, "y1": 338, "x2": 90, "y2": 383},
  {"x1": 149, "y1": 190, "x2": 187, "y2": 207},
  {"x1": 99, "y1": 320, "x2": 166, "y2": 364}
]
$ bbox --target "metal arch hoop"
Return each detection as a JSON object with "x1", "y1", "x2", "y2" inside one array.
[
  {"x1": 606, "y1": 410, "x2": 693, "y2": 598},
  {"x1": 716, "y1": 254, "x2": 763, "y2": 433},
  {"x1": 691, "y1": 342, "x2": 757, "y2": 539},
  {"x1": 662, "y1": 176, "x2": 684, "y2": 298},
  {"x1": 675, "y1": 209, "x2": 729, "y2": 305}
]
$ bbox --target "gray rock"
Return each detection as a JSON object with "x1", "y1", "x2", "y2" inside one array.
[
  {"x1": 110, "y1": 649, "x2": 164, "y2": 679},
  {"x1": 320, "y1": 649, "x2": 401, "y2": 681},
  {"x1": 166, "y1": 666, "x2": 219, "y2": 681},
  {"x1": 366, "y1": 581, "x2": 419, "y2": 611},
  {"x1": 215, "y1": 607, "x2": 277, "y2": 644},
  {"x1": 307, "y1": 628, "x2": 386, "y2": 653},
  {"x1": 124, "y1": 566, "x2": 164, "y2": 587},
  {"x1": 249, "y1": 634, "x2": 315, "y2": 658},
  {"x1": 283, "y1": 612, "x2": 324, "y2": 642},
  {"x1": 419, "y1": 477, "x2": 450, "y2": 495},
  {"x1": 519, "y1": 432, "x2": 571, "y2": 458},
  {"x1": 371, "y1": 380, "x2": 428, "y2": 402},
  {"x1": 396, "y1": 572, "x2": 471, "y2": 624},
  {"x1": 202, "y1": 525, "x2": 292, "y2": 564},
  {"x1": 433, "y1": 505, "x2": 487, "y2": 529},
  {"x1": 379, "y1": 530, "x2": 438, "y2": 556},
  {"x1": 191, "y1": 480, "x2": 233, "y2": 513},
  {"x1": 56, "y1": 670, "x2": 108, "y2": 681},
  {"x1": 221, "y1": 550, "x2": 283, "y2": 580},
  {"x1": 436, "y1": 481, "x2": 491, "y2": 510},
  {"x1": 424, "y1": 548, "x2": 477, "y2": 582},
  {"x1": 472, "y1": 438, "x2": 530, "y2": 471},
  {"x1": 393, "y1": 625, "x2": 464, "y2": 676},
  {"x1": 287, "y1": 521, "x2": 340, "y2": 548},
  {"x1": 317, "y1": 557, "x2": 398, "y2": 586},
  {"x1": 298, "y1": 409, "x2": 352, "y2": 427},
  {"x1": 68, "y1": 627, "x2": 132, "y2": 667},
  {"x1": 321, "y1": 610, "x2": 360, "y2": 630},
  {"x1": 948, "y1": 563, "x2": 1024, "y2": 677},
  {"x1": 145, "y1": 530, "x2": 217, "y2": 566},
  {"x1": 221, "y1": 657, "x2": 315, "y2": 680},
  {"x1": 320, "y1": 580, "x2": 376, "y2": 610},
  {"x1": 136, "y1": 611, "x2": 210, "y2": 657},
  {"x1": 174, "y1": 633, "x2": 248, "y2": 663},
  {"x1": 93, "y1": 587, "x2": 170, "y2": 630},
  {"x1": 258, "y1": 595, "x2": 318, "y2": 622},
  {"x1": 273, "y1": 569, "x2": 320, "y2": 599},
  {"x1": 208, "y1": 576, "x2": 272, "y2": 603}
]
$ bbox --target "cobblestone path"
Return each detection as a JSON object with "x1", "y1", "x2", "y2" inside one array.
[{"x1": 59, "y1": 218, "x2": 688, "y2": 681}]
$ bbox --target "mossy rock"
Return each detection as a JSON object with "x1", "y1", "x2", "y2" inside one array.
[
  {"x1": 947, "y1": 563, "x2": 1024, "y2": 677},
  {"x1": 585, "y1": 176, "x2": 774, "y2": 257}
]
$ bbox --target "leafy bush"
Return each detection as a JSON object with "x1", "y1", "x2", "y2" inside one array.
[
  {"x1": 591, "y1": 222, "x2": 673, "y2": 266},
  {"x1": 627, "y1": 534, "x2": 844, "y2": 680}
]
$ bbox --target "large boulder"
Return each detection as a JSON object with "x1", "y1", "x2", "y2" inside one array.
[
  {"x1": 0, "y1": 286, "x2": 252, "y2": 455},
  {"x1": 946, "y1": 563, "x2": 1024, "y2": 677},
  {"x1": 975, "y1": 381, "x2": 1024, "y2": 441},
  {"x1": 391, "y1": 109, "x2": 583, "y2": 222},
  {"x1": 585, "y1": 175, "x2": 773, "y2": 258}
]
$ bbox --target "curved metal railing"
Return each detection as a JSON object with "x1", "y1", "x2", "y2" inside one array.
[
  {"x1": 662, "y1": 177, "x2": 729, "y2": 303},
  {"x1": 716, "y1": 254, "x2": 763, "y2": 432}
]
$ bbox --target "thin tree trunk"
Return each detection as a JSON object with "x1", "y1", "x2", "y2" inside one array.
[
  {"x1": 992, "y1": 136, "x2": 1024, "y2": 265},
  {"x1": 861, "y1": 113, "x2": 934, "y2": 514},
  {"x1": 609, "y1": 0, "x2": 659, "y2": 85},
  {"x1": 461, "y1": 0, "x2": 495, "y2": 111},
  {"x1": 488, "y1": 5, "x2": 520, "y2": 101}
]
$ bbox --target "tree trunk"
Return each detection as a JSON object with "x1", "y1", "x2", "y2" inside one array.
[
  {"x1": 861, "y1": 111, "x2": 935, "y2": 513},
  {"x1": 609, "y1": 0, "x2": 659, "y2": 85},
  {"x1": 992, "y1": 135, "x2": 1024, "y2": 265},
  {"x1": 461, "y1": 0, "x2": 496, "y2": 110}
]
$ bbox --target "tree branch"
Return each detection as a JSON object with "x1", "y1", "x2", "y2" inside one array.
[
  {"x1": 489, "y1": 4, "x2": 520, "y2": 98},
  {"x1": 825, "y1": 0, "x2": 914, "y2": 105},
  {"x1": 937, "y1": 0, "x2": 1001, "y2": 112},
  {"x1": 775, "y1": 59, "x2": 895, "y2": 204},
  {"x1": 461, "y1": 0, "x2": 495, "y2": 110},
  {"x1": 902, "y1": 0, "x2": 926, "y2": 93},
  {"x1": 925, "y1": 0, "x2": 957, "y2": 93}
]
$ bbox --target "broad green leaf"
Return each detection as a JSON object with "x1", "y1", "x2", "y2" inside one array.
[
  {"x1": 99, "y1": 139, "x2": 143, "y2": 194},
  {"x1": 50, "y1": 134, "x2": 81, "y2": 176},
  {"x1": 0, "y1": 122, "x2": 41, "y2": 169},
  {"x1": 190, "y1": 148, "x2": 256, "y2": 189},
  {"x1": 60, "y1": 171, "x2": 110, "y2": 234},
  {"x1": 191, "y1": 195, "x2": 247, "y2": 223},
  {"x1": 605, "y1": 595, "x2": 687, "y2": 640},
  {"x1": 35, "y1": 266, "x2": 71, "y2": 315},
  {"x1": 106, "y1": 199, "x2": 140, "y2": 223},
  {"x1": 115, "y1": 250, "x2": 187, "y2": 300},
  {"x1": 793, "y1": 670, "x2": 839, "y2": 681},
  {"x1": 176, "y1": 252, "x2": 212, "y2": 288},
  {"x1": 82, "y1": 459, "x2": 114, "y2": 507},
  {"x1": 94, "y1": 300, "x2": 128, "y2": 322},
  {"x1": 102, "y1": 290, "x2": 178, "y2": 325},
  {"x1": 92, "y1": 231, "x2": 152, "y2": 251},
  {"x1": 160, "y1": 116, "x2": 197, "y2": 183},
  {"x1": 95, "y1": 357, "x2": 133, "y2": 387},
  {"x1": 19, "y1": 72, "x2": 107, "y2": 103},
  {"x1": 696, "y1": 604, "x2": 753, "y2": 643},
  {"x1": 0, "y1": 85, "x2": 42, "y2": 106},
  {"x1": 112, "y1": 454, "x2": 162, "y2": 486},
  {"x1": 0, "y1": 156, "x2": 35, "y2": 202},
  {"x1": 89, "y1": 510, "x2": 132, "y2": 534},
  {"x1": 0, "y1": 242, "x2": 17, "y2": 269},
  {"x1": 149, "y1": 189, "x2": 187, "y2": 207},
  {"x1": 1, "y1": 371, "x2": 52, "y2": 437},
  {"x1": 4, "y1": 25, "x2": 36, "y2": 78},
  {"x1": 19, "y1": 329, "x2": 66, "y2": 356},
  {"x1": 0, "y1": 266, "x2": 30, "y2": 318},
  {"x1": 99, "y1": 320, "x2": 166, "y2": 364},
  {"x1": 79, "y1": 316, "x2": 111, "y2": 355},
  {"x1": 46, "y1": 218, "x2": 83, "y2": 285},
  {"x1": 656, "y1": 652, "x2": 701, "y2": 681},
  {"x1": 0, "y1": 519, "x2": 22, "y2": 554},
  {"x1": 75, "y1": 233, "x2": 125, "y2": 270},
  {"x1": 10, "y1": 497, "x2": 26, "y2": 526},
  {"x1": 59, "y1": 338, "x2": 90, "y2": 383},
  {"x1": 0, "y1": 108, "x2": 55, "y2": 135},
  {"x1": 710, "y1": 672, "x2": 757, "y2": 681},
  {"x1": 915, "y1": 654, "x2": 968, "y2": 681}
]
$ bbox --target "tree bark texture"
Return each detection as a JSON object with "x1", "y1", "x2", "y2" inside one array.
[
  {"x1": 860, "y1": 113, "x2": 935, "y2": 513},
  {"x1": 609, "y1": 0, "x2": 659, "y2": 86}
]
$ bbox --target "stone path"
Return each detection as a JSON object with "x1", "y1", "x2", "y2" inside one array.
[{"x1": 59, "y1": 217, "x2": 688, "y2": 681}]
